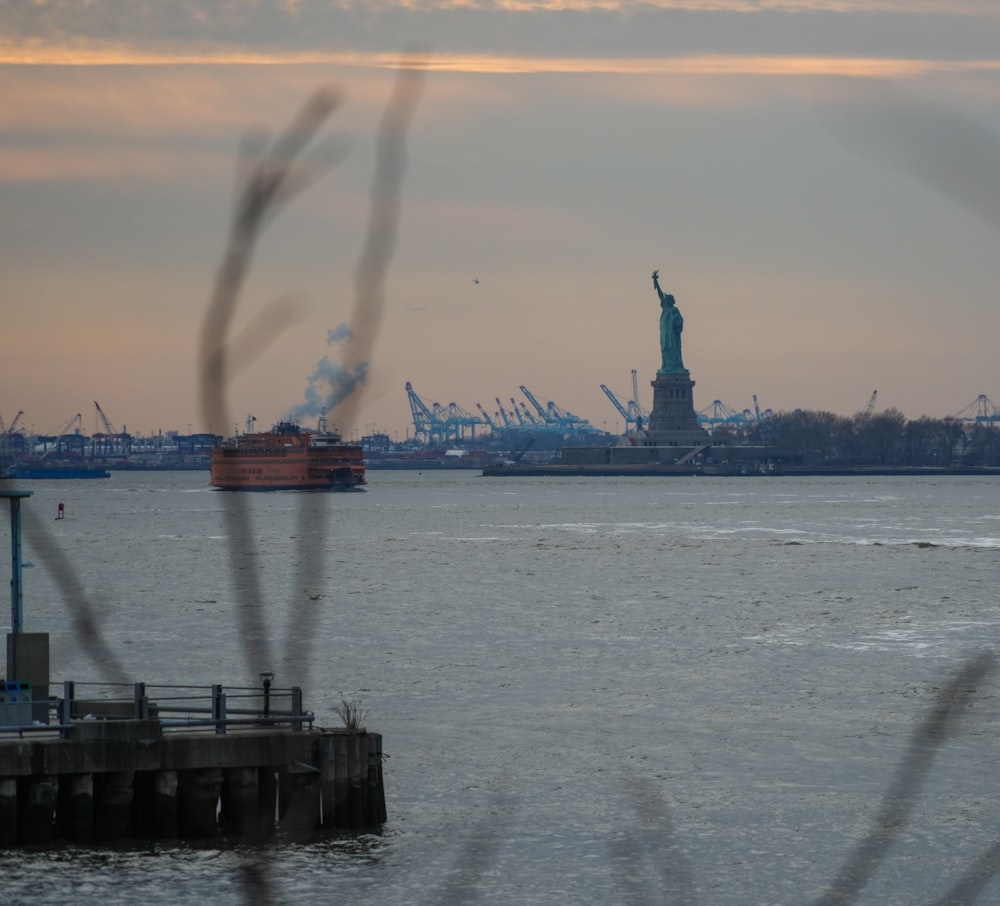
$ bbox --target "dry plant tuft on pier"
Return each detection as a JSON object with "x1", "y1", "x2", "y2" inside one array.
[{"x1": 335, "y1": 697, "x2": 370, "y2": 732}]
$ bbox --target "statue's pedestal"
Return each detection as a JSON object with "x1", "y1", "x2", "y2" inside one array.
[{"x1": 646, "y1": 372, "x2": 710, "y2": 447}]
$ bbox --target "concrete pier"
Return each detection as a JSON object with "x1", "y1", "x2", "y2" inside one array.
[{"x1": 0, "y1": 720, "x2": 386, "y2": 846}]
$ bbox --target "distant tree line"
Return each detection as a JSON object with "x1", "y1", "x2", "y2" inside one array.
[{"x1": 709, "y1": 408, "x2": 1000, "y2": 467}]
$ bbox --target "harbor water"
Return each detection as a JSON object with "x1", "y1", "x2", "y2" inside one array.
[{"x1": 2, "y1": 470, "x2": 999, "y2": 904}]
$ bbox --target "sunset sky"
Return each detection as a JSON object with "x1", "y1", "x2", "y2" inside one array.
[{"x1": 3, "y1": 1, "x2": 999, "y2": 440}]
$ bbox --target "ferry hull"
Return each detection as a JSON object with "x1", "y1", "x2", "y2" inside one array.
[{"x1": 210, "y1": 422, "x2": 366, "y2": 491}]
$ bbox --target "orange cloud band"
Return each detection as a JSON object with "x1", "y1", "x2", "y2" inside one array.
[{"x1": 3, "y1": 40, "x2": 1000, "y2": 78}]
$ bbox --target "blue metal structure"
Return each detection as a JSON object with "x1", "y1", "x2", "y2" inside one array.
[
  {"x1": 951, "y1": 394, "x2": 1000, "y2": 425},
  {"x1": 516, "y1": 401, "x2": 541, "y2": 427},
  {"x1": 476, "y1": 403, "x2": 498, "y2": 431},
  {"x1": 407, "y1": 383, "x2": 594, "y2": 444},
  {"x1": 600, "y1": 383, "x2": 650, "y2": 434},
  {"x1": 601, "y1": 385, "x2": 630, "y2": 425},
  {"x1": 495, "y1": 398, "x2": 516, "y2": 429},
  {"x1": 697, "y1": 399, "x2": 745, "y2": 428},
  {"x1": 405, "y1": 381, "x2": 438, "y2": 444},
  {"x1": 445, "y1": 402, "x2": 483, "y2": 440},
  {"x1": 518, "y1": 386, "x2": 593, "y2": 434},
  {"x1": 3, "y1": 489, "x2": 32, "y2": 635}
]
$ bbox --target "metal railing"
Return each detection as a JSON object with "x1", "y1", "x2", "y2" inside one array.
[{"x1": 0, "y1": 680, "x2": 314, "y2": 738}]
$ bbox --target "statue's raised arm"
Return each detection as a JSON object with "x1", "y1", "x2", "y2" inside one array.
[{"x1": 652, "y1": 269, "x2": 668, "y2": 304}]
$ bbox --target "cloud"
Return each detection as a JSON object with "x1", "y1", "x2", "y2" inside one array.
[{"x1": 3, "y1": 1, "x2": 999, "y2": 67}]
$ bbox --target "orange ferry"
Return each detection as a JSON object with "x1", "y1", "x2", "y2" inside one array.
[{"x1": 210, "y1": 416, "x2": 366, "y2": 491}]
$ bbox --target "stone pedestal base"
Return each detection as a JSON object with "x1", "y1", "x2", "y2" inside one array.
[{"x1": 646, "y1": 372, "x2": 710, "y2": 447}]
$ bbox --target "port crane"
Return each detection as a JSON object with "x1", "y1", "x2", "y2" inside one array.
[
  {"x1": 862, "y1": 390, "x2": 878, "y2": 417},
  {"x1": 600, "y1": 381, "x2": 650, "y2": 435},
  {"x1": 94, "y1": 400, "x2": 119, "y2": 435},
  {"x1": 600, "y1": 385, "x2": 632, "y2": 433},
  {"x1": 951, "y1": 394, "x2": 1000, "y2": 425},
  {"x1": 631, "y1": 370, "x2": 644, "y2": 417},
  {"x1": 0, "y1": 410, "x2": 25, "y2": 459},
  {"x1": 405, "y1": 381, "x2": 440, "y2": 444},
  {"x1": 519, "y1": 385, "x2": 553, "y2": 424},
  {"x1": 750, "y1": 394, "x2": 773, "y2": 424},
  {"x1": 407, "y1": 383, "x2": 594, "y2": 444},
  {"x1": 1, "y1": 410, "x2": 24, "y2": 436},
  {"x1": 93, "y1": 400, "x2": 132, "y2": 455},
  {"x1": 35, "y1": 412, "x2": 83, "y2": 458},
  {"x1": 495, "y1": 398, "x2": 516, "y2": 429},
  {"x1": 406, "y1": 382, "x2": 489, "y2": 443},
  {"x1": 517, "y1": 401, "x2": 541, "y2": 427},
  {"x1": 476, "y1": 403, "x2": 498, "y2": 431},
  {"x1": 519, "y1": 385, "x2": 592, "y2": 432},
  {"x1": 697, "y1": 399, "x2": 744, "y2": 428},
  {"x1": 444, "y1": 402, "x2": 483, "y2": 440}
]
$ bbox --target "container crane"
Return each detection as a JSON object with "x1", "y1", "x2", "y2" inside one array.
[
  {"x1": 3, "y1": 411, "x2": 24, "y2": 436},
  {"x1": 600, "y1": 385, "x2": 632, "y2": 431},
  {"x1": 520, "y1": 385, "x2": 594, "y2": 434},
  {"x1": 951, "y1": 394, "x2": 1000, "y2": 425},
  {"x1": 749, "y1": 395, "x2": 774, "y2": 428},
  {"x1": 519, "y1": 385, "x2": 553, "y2": 424},
  {"x1": 406, "y1": 381, "x2": 443, "y2": 444},
  {"x1": 430, "y1": 402, "x2": 458, "y2": 442},
  {"x1": 0, "y1": 410, "x2": 25, "y2": 460},
  {"x1": 495, "y1": 398, "x2": 516, "y2": 429},
  {"x1": 93, "y1": 400, "x2": 132, "y2": 456},
  {"x1": 94, "y1": 400, "x2": 119, "y2": 435},
  {"x1": 547, "y1": 399, "x2": 589, "y2": 430},
  {"x1": 697, "y1": 400, "x2": 743, "y2": 428},
  {"x1": 626, "y1": 372, "x2": 651, "y2": 427},
  {"x1": 631, "y1": 369, "x2": 643, "y2": 415},
  {"x1": 445, "y1": 402, "x2": 485, "y2": 440},
  {"x1": 37, "y1": 412, "x2": 83, "y2": 459},
  {"x1": 476, "y1": 403, "x2": 498, "y2": 431},
  {"x1": 53, "y1": 412, "x2": 82, "y2": 437},
  {"x1": 517, "y1": 402, "x2": 541, "y2": 427}
]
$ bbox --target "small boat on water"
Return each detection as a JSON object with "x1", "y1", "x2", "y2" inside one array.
[{"x1": 210, "y1": 416, "x2": 366, "y2": 491}]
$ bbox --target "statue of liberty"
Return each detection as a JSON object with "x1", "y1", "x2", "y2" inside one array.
[{"x1": 653, "y1": 270, "x2": 686, "y2": 373}]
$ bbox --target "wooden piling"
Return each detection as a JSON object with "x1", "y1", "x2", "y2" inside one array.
[
  {"x1": 367, "y1": 732, "x2": 387, "y2": 825},
  {"x1": 0, "y1": 778, "x2": 17, "y2": 845},
  {"x1": 220, "y1": 766, "x2": 259, "y2": 836},
  {"x1": 58, "y1": 773, "x2": 94, "y2": 843},
  {"x1": 278, "y1": 768, "x2": 321, "y2": 836},
  {"x1": 95, "y1": 771, "x2": 134, "y2": 840},
  {"x1": 152, "y1": 770, "x2": 179, "y2": 838},
  {"x1": 178, "y1": 768, "x2": 223, "y2": 838},
  {"x1": 18, "y1": 776, "x2": 57, "y2": 844},
  {"x1": 257, "y1": 767, "x2": 277, "y2": 839}
]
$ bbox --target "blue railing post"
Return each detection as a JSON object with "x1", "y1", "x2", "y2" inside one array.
[
  {"x1": 212, "y1": 684, "x2": 226, "y2": 734},
  {"x1": 59, "y1": 680, "x2": 75, "y2": 737},
  {"x1": 134, "y1": 682, "x2": 148, "y2": 719}
]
